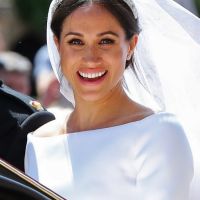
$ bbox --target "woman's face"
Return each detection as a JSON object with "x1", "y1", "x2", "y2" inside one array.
[{"x1": 54, "y1": 3, "x2": 137, "y2": 102}]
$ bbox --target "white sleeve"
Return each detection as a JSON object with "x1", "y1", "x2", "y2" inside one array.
[
  {"x1": 135, "y1": 118, "x2": 193, "y2": 200},
  {"x1": 24, "y1": 133, "x2": 73, "y2": 197},
  {"x1": 24, "y1": 133, "x2": 39, "y2": 180}
]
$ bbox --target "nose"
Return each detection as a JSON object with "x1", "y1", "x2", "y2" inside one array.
[{"x1": 82, "y1": 45, "x2": 101, "y2": 66}]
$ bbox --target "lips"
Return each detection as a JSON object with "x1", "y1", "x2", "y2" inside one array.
[{"x1": 77, "y1": 70, "x2": 107, "y2": 82}]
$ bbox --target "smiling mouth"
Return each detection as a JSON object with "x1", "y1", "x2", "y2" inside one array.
[{"x1": 77, "y1": 70, "x2": 107, "y2": 81}]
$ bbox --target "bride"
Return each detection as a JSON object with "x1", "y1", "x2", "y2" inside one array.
[{"x1": 25, "y1": 0, "x2": 200, "y2": 199}]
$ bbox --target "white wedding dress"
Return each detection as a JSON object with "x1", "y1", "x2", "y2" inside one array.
[{"x1": 25, "y1": 112, "x2": 193, "y2": 200}]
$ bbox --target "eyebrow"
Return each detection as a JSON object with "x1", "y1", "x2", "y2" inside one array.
[
  {"x1": 64, "y1": 32, "x2": 83, "y2": 38},
  {"x1": 97, "y1": 31, "x2": 119, "y2": 37},
  {"x1": 64, "y1": 31, "x2": 119, "y2": 38}
]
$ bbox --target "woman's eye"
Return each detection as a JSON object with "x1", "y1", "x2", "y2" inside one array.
[
  {"x1": 99, "y1": 38, "x2": 115, "y2": 45},
  {"x1": 68, "y1": 39, "x2": 84, "y2": 45}
]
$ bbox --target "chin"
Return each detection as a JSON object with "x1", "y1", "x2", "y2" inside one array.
[{"x1": 76, "y1": 91, "x2": 109, "y2": 103}]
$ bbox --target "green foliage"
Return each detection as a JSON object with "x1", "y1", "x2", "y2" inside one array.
[
  {"x1": 14, "y1": 0, "x2": 51, "y2": 34},
  {"x1": 194, "y1": 0, "x2": 200, "y2": 15}
]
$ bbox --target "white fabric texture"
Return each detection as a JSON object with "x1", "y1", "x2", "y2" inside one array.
[
  {"x1": 46, "y1": 1, "x2": 200, "y2": 199},
  {"x1": 25, "y1": 112, "x2": 193, "y2": 200}
]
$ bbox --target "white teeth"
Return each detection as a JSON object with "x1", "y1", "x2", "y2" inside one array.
[{"x1": 79, "y1": 71, "x2": 106, "y2": 79}]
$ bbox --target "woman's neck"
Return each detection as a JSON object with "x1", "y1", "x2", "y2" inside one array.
[{"x1": 67, "y1": 84, "x2": 153, "y2": 133}]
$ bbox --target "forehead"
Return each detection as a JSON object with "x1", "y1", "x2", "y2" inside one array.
[{"x1": 62, "y1": 3, "x2": 123, "y2": 32}]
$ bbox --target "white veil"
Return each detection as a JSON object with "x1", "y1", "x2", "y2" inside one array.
[
  {"x1": 127, "y1": 2, "x2": 200, "y2": 198},
  {"x1": 132, "y1": 2, "x2": 200, "y2": 199},
  {"x1": 47, "y1": 0, "x2": 200, "y2": 199}
]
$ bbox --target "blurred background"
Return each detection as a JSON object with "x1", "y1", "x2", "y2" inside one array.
[
  {"x1": 0, "y1": 0, "x2": 199, "y2": 110},
  {"x1": 0, "y1": 0, "x2": 73, "y2": 116},
  {"x1": 0, "y1": 0, "x2": 51, "y2": 97},
  {"x1": 0, "y1": 0, "x2": 50, "y2": 58}
]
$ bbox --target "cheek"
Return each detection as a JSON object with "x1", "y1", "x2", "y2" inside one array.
[
  {"x1": 60, "y1": 46, "x2": 75, "y2": 65},
  {"x1": 59, "y1": 48, "x2": 78, "y2": 78},
  {"x1": 60, "y1": 61, "x2": 75, "y2": 83},
  {"x1": 110, "y1": 45, "x2": 128, "y2": 82},
  {"x1": 112, "y1": 45, "x2": 128, "y2": 69}
]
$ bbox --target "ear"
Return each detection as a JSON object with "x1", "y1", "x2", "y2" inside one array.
[
  {"x1": 127, "y1": 34, "x2": 138, "y2": 60},
  {"x1": 53, "y1": 35, "x2": 60, "y2": 52}
]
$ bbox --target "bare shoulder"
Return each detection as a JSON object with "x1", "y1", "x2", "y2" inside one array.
[{"x1": 33, "y1": 118, "x2": 66, "y2": 137}]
